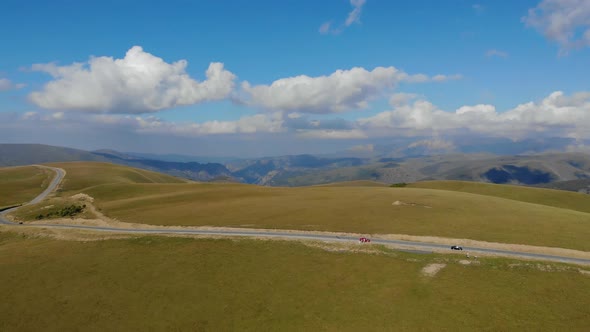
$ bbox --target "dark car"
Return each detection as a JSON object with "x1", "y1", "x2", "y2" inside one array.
[
  {"x1": 359, "y1": 237, "x2": 371, "y2": 243},
  {"x1": 451, "y1": 245, "x2": 463, "y2": 250}
]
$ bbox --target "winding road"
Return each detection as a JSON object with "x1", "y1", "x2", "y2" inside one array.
[{"x1": 2, "y1": 166, "x2": 590, "y2": 266}]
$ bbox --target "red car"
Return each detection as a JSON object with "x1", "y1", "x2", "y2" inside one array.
[{"x1": 359, "y1": 237, "x2": 371, "y2": 243}]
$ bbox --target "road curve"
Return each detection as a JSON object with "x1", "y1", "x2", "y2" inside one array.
[
  {"x1": 0, "y1": 165, "x2": 65, "y2": 225},
  {"x1": 1, "y1": 166, "x2": 589, "y2": 266}
]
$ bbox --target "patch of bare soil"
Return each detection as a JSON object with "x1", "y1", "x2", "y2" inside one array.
[
  {"x1": 303, "y1": 242, "x2": 389, "y2": 255},
  {"x1": 579, "y1": 269, "x2": 590, "y2": 276},
  {"x1": 422, "y1": 263, "x2": 446, "y2": 277},
  {"x1": 392, "y1": 200, "x2": 432, "y2": 208}
]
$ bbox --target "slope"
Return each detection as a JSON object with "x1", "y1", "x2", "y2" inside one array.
[
  {"x1": 0, "y1": 233, "x2": 588, "y2": 331},
  {"x1": 408, "y1": 180, "x2": 590, "y2": 214},
  {"x1": 0, "y1": 166, "x2": 52, "y2": 209}
]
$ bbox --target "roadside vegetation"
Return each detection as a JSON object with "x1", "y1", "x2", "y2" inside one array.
[
  {"x1": 0, "y1": 232, "x2": 588, "y2": 331},
  {"x1": 12, "y1": 197, "x2": 96, "y2": 222},
  {"x1": 0, "y1": 166, "x2": 51, "y2": 209},
  {"x1": 34, "y1": 204, "x2": 85, "y2": 220}
]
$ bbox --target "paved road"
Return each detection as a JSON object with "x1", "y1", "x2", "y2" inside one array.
[
  {"x1": 2, "y1": 166, "x2": 589, "y2": 266},
  {"x1": 0, "y1": 165, "x2": 65, "y2": 224}
]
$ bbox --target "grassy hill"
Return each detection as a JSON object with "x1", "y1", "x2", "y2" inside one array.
[
  {"x1": 0, "y1": 166, "x2": 52, "y2": 209},
  {"x1": 0, "y1": 232, "x2": 588, "y2": 331},
  {"x1": 408, "y1": 180, "x2": 590, "y2": 214},
  {"x1": 0, "y1": 144, "x2": 233, "y2": 182},
  {"x1": 53, "y1": 162, "x2": 187, "y2": 192},
  {"x1": 13, "y1": 162, "x2": 590, "y2": 251},
  {"x1": 0, "y1": 144, "x2": 107, "y2": 166}
]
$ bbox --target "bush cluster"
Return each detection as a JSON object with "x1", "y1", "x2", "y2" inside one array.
[
  {"x1": 390, "y1": 183, "x2": 408, "y2": 187},
  {"x1": 36, "y1": 204, "x2": 85, "y2": 220}
]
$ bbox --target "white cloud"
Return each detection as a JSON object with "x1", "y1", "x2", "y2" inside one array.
[
  {"x1": 431, "y1": 74, "x2": 463, "y2": 82},
  {"x1": 130, "y1": 112, "x2": 284, "y2": 137},
  {"x1": 29, "y1": 46, "x2": 236, "y2": 113},
  {"x1": 20, "y1": 111, "x2": 66, "y2": 122},
  {"x1": 345, "y1": 0, "x2": 367, "y2": 26},
  {"x1": 485, "y1": 49, "x2": 509, "y2": 58},
  {"x1": 320, "y1": 0, "x2": 366, "y2": 34},
  {"x1": 408, "y1": 139, "x2": 455, "y2": 151},
  {"x1": 297, "y1": 129, "x2": 367, "y2": 139},
  {"x1": 523, "y1": 0, "x2": 590, "y2": 53},
  {"x1": 0, "y1": 78, "x2": 25, "y2": 91},
  {"x1": 241, "y1": 67, "x2": 459, "y2": 114},
  {"x1": 242, "y1": 66, "x2": 403, "y2": 113},
  {"x1": 359, "y1": 91, "x2": 590, "y2": 139},
  {"x1": 389, "y1": 93, "x2": 418, "y2": 107}
]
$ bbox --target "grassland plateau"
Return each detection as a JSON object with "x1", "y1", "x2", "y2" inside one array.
[
  {"x1": 2, "y1": 162, "x2": 590, "y2": 331},
  {"x1": 9, "y1": 162, "x2": 589, "y2": 251}
]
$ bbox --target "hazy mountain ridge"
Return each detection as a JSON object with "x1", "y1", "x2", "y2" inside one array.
[
  {"x1": 1, "y1": 144, "x2": 589, "y2": 191},
  {"x1": 227, "y1": 154, "x2": 366, "y2": 185},
  {"x1": 0, "y1": 144, "x2": 233, "y2": 182}
]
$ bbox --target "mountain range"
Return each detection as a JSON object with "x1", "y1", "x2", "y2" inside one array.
[{"x1": 1, "y1": 143, "x2": 589, "y2": 193}]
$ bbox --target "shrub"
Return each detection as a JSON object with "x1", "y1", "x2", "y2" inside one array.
[
  {"x1": 390, "y1": 182, "x2": 408, "y2": 188},
  {"x1": 37, "y1": 204, "x2": 85, "y2": 219}
]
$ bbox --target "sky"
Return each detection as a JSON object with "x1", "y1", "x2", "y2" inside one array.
[{"x1": 1, "y1": 0, "x2": 589, "y2": 157}]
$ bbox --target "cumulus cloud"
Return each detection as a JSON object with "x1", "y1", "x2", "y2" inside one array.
[
  {"x1": 485, "y1": 49, "x2": 509, "y2": 58},
  {"x1": 297, "y1": 129, "x2": 367, "y2": 139},
  {"x1": 9, "y1": 90, "x2": 590, "y2": 148},
  {"x1": 0, "y1": 78, "x2": 25, "y2": 91},
  {"x1": 241, "y1": 66, "x2": 402, "y2": 113},
  {"x1": 29, "y1": 46, "x2": 236, "y2": 113},
  {"x1": 407, "y1": 139, "x2": 455, "y2": 151},
  {"x1": 117, "y1": 112, "x2": 284, "y2": 137},
  {"x1": 358, "y1": 91, "x2": 590, "y2": 139},
  {"x1": 523, "y1": 0, "x2": 590, "y2": 53},
  {"x1": 240, "y1": 67, "x2": 459, "y2": 114},
  {"x1": 389, "y1": 93, "x2": 419, "y2": 107},
  {"x1": 320, "y1": 0, "x2": 366, "y2": 34}
]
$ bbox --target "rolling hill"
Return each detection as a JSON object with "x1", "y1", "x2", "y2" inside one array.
[
  {"x1": 2, "y1": 143, "x2": 590, "y2": 188},
  {"x1": 0, "y1": 144, "x2": 233, "y2": 182},
  {"x1": 0, "y1": 166, "x2": 52, "y2": 209},
  {"x1": 10, "y1": 162, "x2": 590, "y2": 251},
  {"x1": 2, "y1": 162, "x2": 590, "y2": 330}
]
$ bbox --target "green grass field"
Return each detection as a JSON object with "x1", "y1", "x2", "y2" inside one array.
[
  {"x1": 0, "y1": 232, "x2": 588, "y2": 331},
  {"x1": 5, "y1": 162, "x2": 578, "y2": 251},
  {"x1": 0, "y1": 166, "x2": 51, "y2": 209}
]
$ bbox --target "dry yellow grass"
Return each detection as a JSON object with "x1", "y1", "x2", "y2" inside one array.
[
  {"x1": 409, "y1": 180, "x2": 590, "y2": 213},
  {"x1": 10, "y1": 162, "x2": 590, "y2": 251},
  {"x1": 49, "y1": 161, "x2": 186, "y2": 192},
  {"x1": 0, "y1": 232, "x2": 589, "y2": 331},
  {"x1": 0, "y1": 166, "x2": 51, "y2": 209}
]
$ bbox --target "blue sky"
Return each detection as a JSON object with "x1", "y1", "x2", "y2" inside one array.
[{"x1": 1, "y1": 0, "x2": 589, "y2": 157}]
